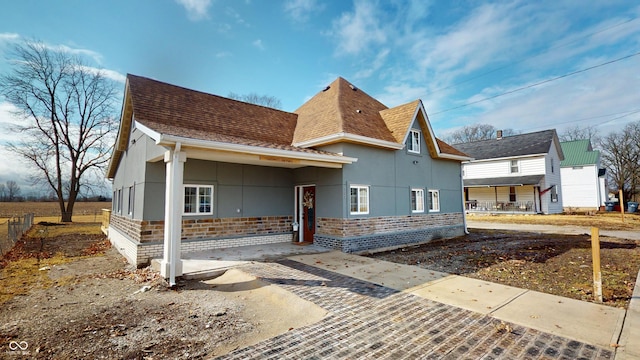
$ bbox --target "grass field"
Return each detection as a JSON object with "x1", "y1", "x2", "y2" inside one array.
[
  {"x1": 468, "y1": 211, "x2": 640, "y2": 230},
  {"x1": 0, "y1": 202, "x2": 111, "y2": 256}
]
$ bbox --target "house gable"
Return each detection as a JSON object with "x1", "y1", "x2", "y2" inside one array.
[{"x1": 453, "y1": 129, "x2": 563, "y2": 161}]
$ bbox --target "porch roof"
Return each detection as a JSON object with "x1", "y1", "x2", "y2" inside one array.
[{"x1": 464, "y1": 175, "x2": 544, "y2": 187}]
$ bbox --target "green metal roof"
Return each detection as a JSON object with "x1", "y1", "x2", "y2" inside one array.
[{"x1": 560, "y1": 139, "x2": 599, "y2": 167}]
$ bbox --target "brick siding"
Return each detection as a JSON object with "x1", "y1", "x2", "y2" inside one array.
[
  {"x1": 315, "y1": 213, "x2": 465, "y2": 253},
  {"x1": 108, "y1": 214, "x2": 294, "y2": 266}
]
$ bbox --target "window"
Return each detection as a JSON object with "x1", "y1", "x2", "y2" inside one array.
[
  {"x1": 184, "y1": 185, "x2": 213, "y2": 215},
  {"x1": 117, "y1": 189, "x2": 122, "y2": 213},
  {"x1": 411, "y1": 188, "x2": 424, "y2": 213},
  {"x1": 408, "y1": 130, "x2": 421, "y2": 154},
  {"x1": 428, "y1": 189, "x2": 440, "y2": 212},
  {"x1": 112, "y1": 191, "x2": 117, "y2": 211},
  {"x1": 509, "y1": 186, "x2": 516, "y2": 202},
  {"x1": 510, "y1": 160, "x2": 519, "y2": 173},
  {"x1": 550, "y1": 185, "x2": 558, "y2": 203},
  {"x1": 350, "y1": 185, "x2": 369, "y2": 215},
  {"x1": 128, "y1": 185, "x2": 135, "y2": 215},
  {"x1": 551, "y1": 158, "x2": 555, "y2": 173}
]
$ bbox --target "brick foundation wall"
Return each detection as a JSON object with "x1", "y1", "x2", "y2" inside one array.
[
  {"x1": 110, "y1": 214, "x2": 293, "y2": 243},
  {"x1": 108, "y1": 214, "x2": 294, "y2": 266},
  {"x1": 315, "y1": 213, "x2": 465, "y2": 253},
  {"x1": 317, "y1": 213, "x2": 463, "y2": 237}
]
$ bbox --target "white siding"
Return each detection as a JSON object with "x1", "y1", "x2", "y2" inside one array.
[
  {"x1": 463, "y1": 156, "x2": 546, "y2": 179},
  {"x1": 561, "y1": 165, "x2": 601, "y2": 209}
]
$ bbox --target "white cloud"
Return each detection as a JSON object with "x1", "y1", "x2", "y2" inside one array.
[
  {"x1": 215, "y1": 51, "x2": 232, "y2": 58},
  {"x1": 354, "y1": 48, "x2": 389, "y2": 79},
  {"x1": 175, "y1": 0, "x2": 212, "y2": 21},
  {"x1": 0, "y1": 32, "x2": 20, "y2": 42},
  {"x1": 77, "y1": 66, "x2": 126, "y2": 83},
  {"x1": 284, "y1": 0, "x2": 325, "y2": 22},
  {"x1": 330, "y1": 0, "x2": 386, "y2": 55},
  {"x1": 252, "y1": 39, "x2": 265, "y2": 50},
  {"x1": 51, "y1": 44, "x2": 104, "y2": 65}
]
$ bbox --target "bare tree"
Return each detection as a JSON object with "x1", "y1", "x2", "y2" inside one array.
[
  {"x1": 5, "y1": 180, "x2": 21, "y2": 201},
  {"x1": 447, "y1": 123, "x2": 518, "y2": 144},
  {"x1": 227, "y1": 92, "x2": 282, "y2": 109},
  {"x1": 0, "y1": 40, "x2": 117, "y2": 221},
  {"x1": 598, "y1": 122, "x2": 640, "y2": 203},
  {"x1": 559, "y1": 125, "x2": 599, "y2": 143},
  {"x1": 0, "y1": 183, "x2": 6, "y2": 201}
]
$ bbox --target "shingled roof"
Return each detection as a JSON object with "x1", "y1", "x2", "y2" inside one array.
[
  {"x1": 293, "y1": 77, "x2": 397, "y2": 146},
  {"x1": 127, "y1": 74, "x2": 299, "y2": 148},
  {"x1": 108, "y1": 74, "x2": 467, "y2": 179},
  {"x1": 452, "y1": 129, "x2": 563, "y2": 160}
]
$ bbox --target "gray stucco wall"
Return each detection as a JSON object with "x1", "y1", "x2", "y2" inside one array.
[
  {"x1": 315, "y1": 140, "x2": 463, "y2": 219},
  {"x1": 140, "y1": 158, "x2": 294, "y2": 221}
]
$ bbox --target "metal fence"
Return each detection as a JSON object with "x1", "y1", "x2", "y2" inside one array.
[
  {"x1": 0, "y1": 213, "x2": 35, "y2": 257},
  {"x1": 465, "y1": 201, "x2": 535, "y2": 213}
]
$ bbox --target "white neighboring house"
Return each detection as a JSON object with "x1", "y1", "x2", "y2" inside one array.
[
  {"x1": 453, "y1": 129, "x2": 564, "y2": 215},
  {"x1": 559, "y1": 139, "x2": 607, "y2": 211}
]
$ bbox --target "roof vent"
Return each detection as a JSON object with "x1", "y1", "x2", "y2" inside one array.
[
  {"x1": 356, "y1": 109, "x2": 362, "y2": 113},
  {"x1": 349, "y1": 84, "x2": 357, "y2": 91},
  {"x1": 322, "y1": 85, "x2": 330, "y2": 92}
]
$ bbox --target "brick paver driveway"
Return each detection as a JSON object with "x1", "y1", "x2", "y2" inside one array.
[{"x1": 216, "y1": 259, "x2": 614, "y2": 359}]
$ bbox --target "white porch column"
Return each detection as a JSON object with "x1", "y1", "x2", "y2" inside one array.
[{"x1": 160, "y1": 146, "x2": 186, "y2": 285}]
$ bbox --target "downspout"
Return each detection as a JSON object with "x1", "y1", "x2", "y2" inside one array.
[{"x1": 461, "y1": 172, "x2": 469, "y2": 235}]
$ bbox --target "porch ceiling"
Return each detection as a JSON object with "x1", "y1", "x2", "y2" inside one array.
[{"x1": 464, "y1": 175, "x2": 544, "y2": 187}]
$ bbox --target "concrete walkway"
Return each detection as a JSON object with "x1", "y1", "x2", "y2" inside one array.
[{"x1": 170, "y1": 237, "x2": 640, "y2": 358}]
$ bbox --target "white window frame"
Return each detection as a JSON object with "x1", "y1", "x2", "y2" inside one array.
[
  {"x1": 117, "y1": 189, "x2": 123, "y2": 214},
  {"x1": 550, "y1": 185, "x2": 559, "y2": 203},
  {"x1": 350, "y1": 185, "x2": 369, "y2": 215},
  {"x1": 510, "y1": 159, "x2": 519, "y2": 174},
  {"x1": 428, "y1": 189, "x2": 440, "y2": 212},
  {"x1": 408, "y1": 130, "x2": 421, "y2": 154},
  {"x1": 411, "y1": 188, "x2": 425, "y2": 213},
  {"x1": 183, "y1": 184, "x2": 214, "y2": 215},
  {"x1": 128, "y1": 185, "x2": 135, "y2": 216}
]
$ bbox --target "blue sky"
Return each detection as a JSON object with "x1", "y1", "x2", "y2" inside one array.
[{"x1": 0, "y1": 0, "x2": 639, "y2": 194}]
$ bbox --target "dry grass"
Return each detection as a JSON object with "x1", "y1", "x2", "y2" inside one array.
[
  {"x1": 0, "y1": 201, "x2": 111, "y2": 218},
  {"x1": 0, "y1": 221, "x2": 106, "y2": 304},
  {"x1": 468, "y1": 212, "x2": 640, "y2": 231},
  {"x1": 0, "y1": 203, "x2": 109, "y2": 252}
]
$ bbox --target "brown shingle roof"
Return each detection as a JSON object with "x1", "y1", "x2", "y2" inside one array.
[
  {"x1": 127, "y1": 74, "x2": 298, "y2": 147},
  {"x1": 293, "y1": 77, "x2": 396, "y2": 145},
  {"x1": 437, "y1": 138, "x2": 469, "y2": 158},
  {"x1": 123, "y1": 74, "x2": 465, "y2": 160},
  {"x1": 380, "y1": 100, "x2": 420, "y2": 143}
]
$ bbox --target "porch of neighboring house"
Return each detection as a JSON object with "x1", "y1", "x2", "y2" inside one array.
[{"x1": 464, "y1": 175, "x2": 543, "y2": 214}]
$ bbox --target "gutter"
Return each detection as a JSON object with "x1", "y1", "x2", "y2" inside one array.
[{"x1": 155, "y1": 132, "x2": 358, "y2": 165}]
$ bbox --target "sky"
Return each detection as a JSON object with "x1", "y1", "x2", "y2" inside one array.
[{"x1": 0, "y1": 0, "x2": 639, "y2": 196}]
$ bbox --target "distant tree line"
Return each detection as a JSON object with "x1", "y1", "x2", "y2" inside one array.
[
  {"x1": 0, "y1": 179, "x2": 109, "y2": 202},
  {"x1": 0, "y1": 180, "x2": 21, "y2": 201}
]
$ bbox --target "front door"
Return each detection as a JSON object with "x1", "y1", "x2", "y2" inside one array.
[{"x1": 301, "y1": 186, "x2": 315, "y2": 243}]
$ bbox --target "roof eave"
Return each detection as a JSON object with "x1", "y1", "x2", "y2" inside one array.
[
  {"x1": 293, "y1": 132, "x2": 404, "y2": 150},
  {"x1": 133, "y1": 121, "x2": 358, "y2": 166}
]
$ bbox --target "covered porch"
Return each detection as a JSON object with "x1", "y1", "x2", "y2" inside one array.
[{"x1": 464, "y1": 175, "x2": 543, "y2": 214}]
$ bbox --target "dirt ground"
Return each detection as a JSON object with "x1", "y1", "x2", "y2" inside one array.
[
  {"x1": 369, "y1": 229, "x2": 640, "y2": 308},
  {"x1": 0, "y1": 223, "x2": 322, "y2": 359},
  {"x1": 2, "y1": 221, "x2": 640, "y2": 358}
]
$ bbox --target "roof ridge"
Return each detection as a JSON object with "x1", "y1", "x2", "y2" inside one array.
[{"x1": 127, "y1": 73, "x2": 293, "y2": 115}]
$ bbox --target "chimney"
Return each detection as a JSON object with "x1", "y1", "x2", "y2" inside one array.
[{"x1": 496, "y1": 130, "x2": 503, "y2": 139}]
